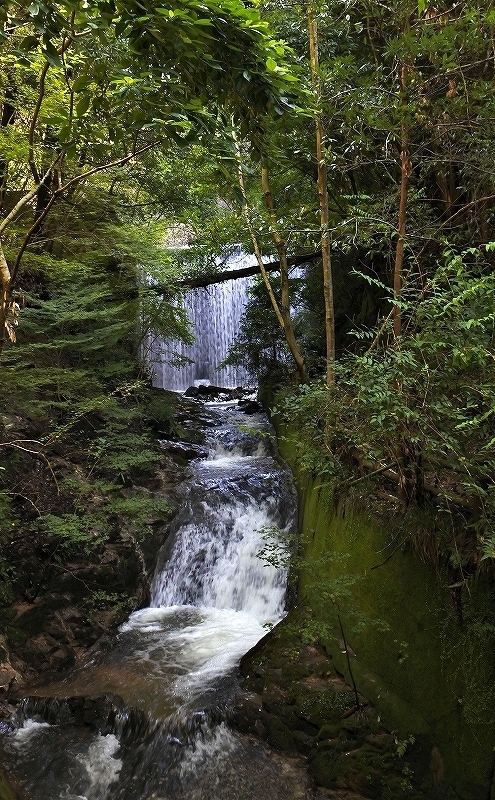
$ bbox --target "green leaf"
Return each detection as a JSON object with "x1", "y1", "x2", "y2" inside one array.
[
  {"x1": 19, "y1": 35, "x2": 41, "y2": 51},
  {"x1": 73, "y1": 76, "x2": 90, "y2": 92},
  {"x1": 43, "y1": 41, "x2": 63, "y2": 67},
  {"x1": 76, "y1": 94, "x2": 91, "y2": 117}
]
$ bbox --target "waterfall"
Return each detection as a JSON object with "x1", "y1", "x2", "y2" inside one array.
[
  {"x1": 150, "y1": 412, "x2": 290, "y2": 619},
  {"x1": 1, "y1": 401, "x2": 300, "y2": 800},
  {"x1": 149, "y1": 249, "x2": 253, "y2": 391},
  {"x1": 122, "y1": 401, "x2": 294, "y2": 705}
]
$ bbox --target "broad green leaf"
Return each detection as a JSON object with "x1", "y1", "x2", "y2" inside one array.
[
  {"x1": 43, "y1": 41, "x2": 63, "y2": 67},
  {"x1": 76, "y1": 94, "x2": 91, "y2": 117}
]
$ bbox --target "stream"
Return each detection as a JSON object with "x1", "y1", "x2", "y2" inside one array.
[{"x1": 0, "y1": 401, "x2": 313, "y2": 800}]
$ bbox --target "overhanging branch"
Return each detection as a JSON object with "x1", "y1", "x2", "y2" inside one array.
[{"x1": 166, "y1": 250, "x2": 321, "y2": 292}]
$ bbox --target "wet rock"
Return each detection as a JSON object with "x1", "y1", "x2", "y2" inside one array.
[
  {"x1": 238, "y1": 399, "x2": 263, "y2": 414},
  {"x1": 229, "y1": 697, "x2": 269, "y2": 740},
  {"x1": 0, "y1": 638, "x2": 20, "y2": 697},
  {"x1": 22, "y1": 633, "x2": 73, "y2": 670},
  {"x1": 184, "y1": 384, "x2": 231, "y2": 399},
  {"x1": 267, "y1": 716, "x2": 297, "y2": 753},
  {"x1": 0, "y1": 666, "x2": 19, "y2": 696},
  {"x1": 318, "y1": 724, "x2": 341, "y2": 741},
  {"x1": 291, "y1": 729, "x2": 315, "y2": 756},
  {"x1": 158, "y1": 439, "x2": 209, "y2": 461},
  {"x1": 234, "y1": 608, "x2": 433, "y2": 798},
  {"x1": 183, "y1": 384, "x2": 257, "y2": 403},
  {"x1": 0, "y1": 767, "x2": 18, "y2": 800},
  {"x1": 19, "y1": 692, "x2": 129, "y2": 730}
]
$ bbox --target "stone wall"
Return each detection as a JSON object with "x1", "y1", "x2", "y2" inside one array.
[{"x1": 278, "y1": 431, "x2": 495, "y2": 799}]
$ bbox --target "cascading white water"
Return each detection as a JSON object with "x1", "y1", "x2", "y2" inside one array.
[
  {"x1": 148, "y1": 249, "x2": 253, "y2": 391},
  {"x1": 150, "y1": 457, "x2": 288, "y2": 620},
  {"x1": 1, "y1": 401, "x2": 300, "y2": 800},
  {"x1": 6, "y1": 719, "x2": 123, "y2": 800},
  {"x1": 122, "y1": 401, "x2": 294, "y2": 703}
]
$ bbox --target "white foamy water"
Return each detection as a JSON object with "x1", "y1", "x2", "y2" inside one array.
[
  {"x1": 179, "y1": 722, "x2": 237, "y2": 775},
  {"x1": 75, "y1": 734, "x2": 122, "y2": 800},
  {"x1": 150, "y1": 500, "x2": 287, "y2": 621},
  {"x1": 121, "y1": 406, "x2": 294, "y2": 704},
  {"x1": 2, "y1": 402, "x2": 298, "y2": 799},
  {"x1": 7, "y1": 723, "x2": 122, "y2": 800},
  {"x1": 147, "y1": 248, "x2": 253, "y2": 391},
  {"x1": 10, "y1": 718, "x2": 51, "y2": 746},
  {"x1": 122, "y1": 605, "x2": 269, "y2": 702}
]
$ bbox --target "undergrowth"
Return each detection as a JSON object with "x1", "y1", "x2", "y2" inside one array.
[{"x1": 272, "y1": 245, "x2": 495, "y2": 574}]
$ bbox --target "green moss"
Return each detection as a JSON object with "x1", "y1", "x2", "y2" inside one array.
[
  {"x1": 0, "y1": 770, "x2": 18, "y2": 800},
  {"x1": 277, "y1": 427, "x2": 495, "y2": 799},
  {"x1": 5, "y1": 627, "x2": 29, "y2": 647},
  {"x1": 296, "y1": 686, "x2": 354, "y2": 726},
  {"x1": 307, "y1": 746, "x2": 342, "y2": 787}
]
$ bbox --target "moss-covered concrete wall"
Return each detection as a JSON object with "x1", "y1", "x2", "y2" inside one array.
[
  {"x1": 278, "y1": 432, "x2": 495, "y2": 800},
  {"x1": 0, "y1": 770, "x2": 17, "y2": 800}
]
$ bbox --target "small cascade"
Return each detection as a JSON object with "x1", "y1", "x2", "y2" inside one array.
[
  {"x1": 4, "y1": 717, "x2": 122, "y2": 800},
  {"x1": 122, "y1": 402, "x2": 295, "y2": 707},
  {"x1": 150, "y1": 418, "x2": 291, "y2": 619},
  {"x1": 0, "y1": 400, "x2": 302, "y2": 800},
  {"x1": 149, "y1": 249, "x2": 253, "y2": 391}
]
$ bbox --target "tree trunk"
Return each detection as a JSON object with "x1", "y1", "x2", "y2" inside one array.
[
  {"x1": 308, "y1": 4, "x2": 335, "y2": 387},
  {"x1": 174, "y1": 251, "x2": 321, "y2": 290},
  {"x1": 0, "y1": 87, "x2": 16, "y2": 214},
  {"x1": 261, "y1": 162, "x2": 310, "y2": 383},
  {"x1": 232, "y1": 130, "x2": 309, "y2": 383},
  {"x1": 0, "y1": 240, "x2": 12, "y2": 356},
  {"x1": 393, "y1": 57, "x2": 420, "y2": 506},
  {"x1": 393, "y1": 64, "x2": 411, "y2": 339}
]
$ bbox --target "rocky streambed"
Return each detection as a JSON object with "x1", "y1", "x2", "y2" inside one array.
[
  {"x1": 234, "y1": 608, "x2": 436, "y2": 800},
  {"x1": 0, "y1": 391, "x2": 433, "y2": 800}
]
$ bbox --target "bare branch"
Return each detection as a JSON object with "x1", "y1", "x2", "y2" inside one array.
[
  {"x1": 0, "y1": 440, "x2": 59, "y2": 494},
  {"x1": 0, "y1": 156, "x2": 64, "y2": 236}
]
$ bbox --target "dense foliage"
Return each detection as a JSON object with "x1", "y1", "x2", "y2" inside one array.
[
  {"x1": 219, "y1": 0, "x2": 495, "y2": 574},
  {"x1": 0, "y1": 0, "x2": 298, "y2": 611},
  {"x1": 0, "y1": 0, "x2": 494, "y2": 644}
]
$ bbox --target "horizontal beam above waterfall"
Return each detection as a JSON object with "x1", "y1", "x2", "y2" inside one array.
[{"x1": 154, "y1": 251, "x2": 321, "y2": 293}]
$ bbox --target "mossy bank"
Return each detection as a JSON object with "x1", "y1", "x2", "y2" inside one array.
[{"x1": 238, "y1": 417, "x2": 495, "y2": 800}]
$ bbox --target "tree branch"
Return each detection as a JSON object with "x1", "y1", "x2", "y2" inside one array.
[
  {"x1": 28, "y1": 62, "x2": 50, "y2": 184},
  {"x1": 168, "y1": 251, "x2": 320, "y2": 291},
  {"x1": 12, "y1": 141, "x2": 162, "y2": 281},
  {"x1": 0, "y1": 440, "x2": 59, "y2": 493},
  {"x1": 0, "y1": 156, "x2": 63, "y2": 236}
]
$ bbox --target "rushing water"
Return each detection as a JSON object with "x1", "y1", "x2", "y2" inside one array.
[
  {"x1": 148, "y1": 249, "x2": 253, "y2": 391},
  {"x1": 0, "y1": 401, "x2": 310, "y2": 800}
]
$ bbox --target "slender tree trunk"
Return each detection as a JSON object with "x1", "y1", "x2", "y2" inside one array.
[
  {"x1": 0, "y1": 88, "x2": 16, "y2": 213},
  {"x1": 0, "y1": 240, "x2": 12, "y2": 356},
  {"x1": 393, "y1": 64, "x2": 411, "y2": 339},
  {"x1": 32, "y1": 129, "x2": 58, "y2": 245},
  {"x1": 308, "y1": 4, "x2": 335, "y2": 387},
  {"x1": 232, "y1": 131, "x2": 308, "y2": 383},
  {"x1": 393, "y1": 59, "x2": 417, "y2": 506},
  {"x1": 261, "y1": 162, "x2": 309, "y2": 383}
]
